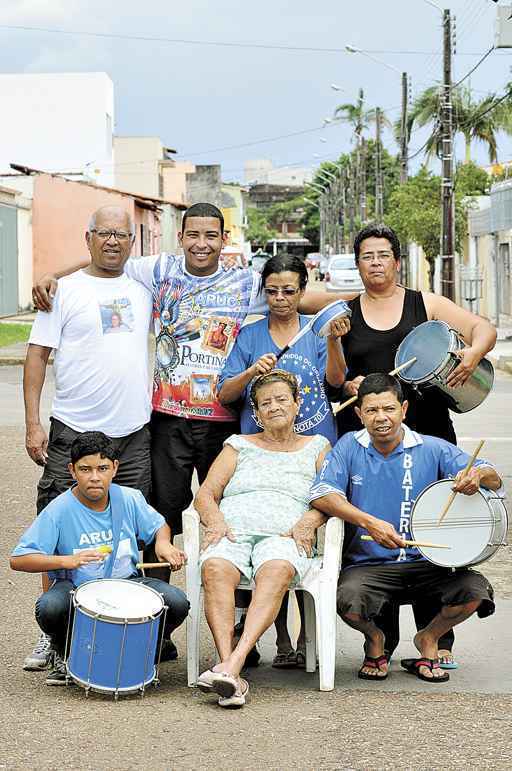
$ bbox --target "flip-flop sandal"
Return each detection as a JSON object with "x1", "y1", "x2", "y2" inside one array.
[
  {"x1": 400, "y1": 657, "x2": 450, "y2": 683},
  {"x1": 212, "y1": 672, "x2": 239, "y2": 698},
  {"x1": 357, "y1": 655, "x2": 389, "y2": 681},
  {"x1": 438, "y1": 653, "x2": 459, "y2": 670},
  {"x1": 272, "y1": 651, "x2": 297, "y2": 669}
]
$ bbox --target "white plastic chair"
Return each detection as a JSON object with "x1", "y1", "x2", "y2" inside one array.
[{"x1": 183, "y1": 508, "x2": 343, "y2": 692}]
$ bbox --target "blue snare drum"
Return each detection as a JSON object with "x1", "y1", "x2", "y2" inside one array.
[{"x1": 67, "y1": 579, "x2": 165, "y2": 698}]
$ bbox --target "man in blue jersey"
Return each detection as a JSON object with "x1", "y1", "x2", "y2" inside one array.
[{"x1": 310, "y1": 373, "x2": 501, "y2": 683}]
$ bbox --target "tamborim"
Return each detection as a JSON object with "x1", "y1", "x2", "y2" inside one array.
[
  {"x1": 394, "y1": 320, "x2": 494, "y2": 413},
  {"x1": 67, "y1": 579, "x2": 165, "y2": 697},
  {"x1": 276, "y1": 300, "x2": 351, "y2": 361},
  {"x1": 410, "y1": 479, "x2": 507, "y2": 568}
]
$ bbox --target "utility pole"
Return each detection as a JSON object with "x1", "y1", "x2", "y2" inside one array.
[
  {"x1": 400, "y1": 72, "x2": 409, "y2": 184},
  {"x1": 375, "y1": 107, "x2": 384, "y2": 220},
  {"x1": 440, "y1": 8, "x2": 455, "y2": 299},
  {"x1": 360, "y1": 137, "x2": 367, "y2": 222}
]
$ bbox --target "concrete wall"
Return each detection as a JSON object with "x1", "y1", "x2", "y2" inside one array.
[
  {"x1": 162, "y1": 161, "x2": 195, "y2": 205},
  {"x1": 30, "y1": 174, "x2": 170, "y2": 277},
  {"x1": 114, "y1": 136, "x2": 163, "y2": 199},
  {"x1": 186, "y1": 165, "x2": 222, "y2": 207},
  {"x1": 0, "y1": 73, "x2": 114, "y2": 186}
]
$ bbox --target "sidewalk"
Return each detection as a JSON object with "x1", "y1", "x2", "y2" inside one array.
[{"x1": 2, "y1": 338, "x2": 511, "y2": 371}]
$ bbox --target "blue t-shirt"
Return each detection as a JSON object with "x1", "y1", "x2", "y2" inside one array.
[
  {"x1": 309, "y1": 425, "x2": 493, "y2": 568},
  {"x1": 218, "y1": 315, "x2": 338, "y2": 445},
  {"x1": 12, "y1": 485, "x2": 164, "y2": 587}
]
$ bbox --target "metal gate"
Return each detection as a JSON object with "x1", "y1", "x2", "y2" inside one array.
[
  {"x1": 0, "y1": 204, "x2": 18, "y2": 316},
  {"x1": 498, "y1": 242, "x2": 512, "y2": 317}
]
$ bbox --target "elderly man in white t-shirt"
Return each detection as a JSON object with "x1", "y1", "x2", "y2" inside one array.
[{"x1": 22, "y1": 205, "x2": 153, "y2": 671}]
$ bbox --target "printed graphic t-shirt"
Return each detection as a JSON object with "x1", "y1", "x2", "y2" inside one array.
[
  {"x1": 29, "y1": 271, "x2": 152, "y2": 437},
  {"x1": 218, "y1": 315, "x2": 337, "y2": 445},
  {"x1": 125, "y1": 254, "x2": 264, "y2": 421},
  {"x1": 309, "y1": 425, "x2": 493, "y2": 568},
  {"x1": 11, "y1": 486, "x2": 164, "y2": 587}
]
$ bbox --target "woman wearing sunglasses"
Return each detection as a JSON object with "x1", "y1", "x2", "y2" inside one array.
[{"x1": 217, "y1": 253, "x2": 348, "y2": 668}]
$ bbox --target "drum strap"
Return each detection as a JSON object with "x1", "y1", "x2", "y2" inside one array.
[{"x1": 103, "y1": 484, "x2": 125, "y2": 579}]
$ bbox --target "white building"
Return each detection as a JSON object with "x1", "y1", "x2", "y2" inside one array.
[
  {"x1": 0, "y1": 73, "x2": 115, "y2": 186},
  {"x1": 244, "y1": 159, "x2": 312, "y2": 187}
]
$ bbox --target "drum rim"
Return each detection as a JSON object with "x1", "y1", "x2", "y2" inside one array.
[
  {"x1": 410, "y1": 478, "x2": 496, "y2": 568},
  {"x1": 395, "y1": 320, "x2": 457, "y2": 384},
  {"x1": 74, "y1": 578, "x2": 164, "y2": 623},
  {"x1": 66, "y1": 665, "x2": 157, "y2": 694}
]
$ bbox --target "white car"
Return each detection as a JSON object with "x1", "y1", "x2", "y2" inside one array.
[{"x1": 325, "y1": 254, "x2": 364, "y2": 293}]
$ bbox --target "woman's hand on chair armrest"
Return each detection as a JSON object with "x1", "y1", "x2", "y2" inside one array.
[
  {"x1": 282, "y1": 509, "x2": 325, "y2": 557},
  {"x1": 201, "y1": 517, "x2": 236, "y2": 552}
]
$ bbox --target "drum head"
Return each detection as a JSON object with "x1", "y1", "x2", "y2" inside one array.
[
  {"x1": 410, "y1": 480, "x2": 493, "y2": 568},
  {"x1": 312, "y1": 300, "x2": 351, "y2": 337},
  {"x1": 75, "y1": 579, "x2": 163, "y2": 620},
  {"x1": 395, "y1": 321, "x2": 452, "y2": 382}
]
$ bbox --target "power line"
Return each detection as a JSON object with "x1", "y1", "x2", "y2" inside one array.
[
  {"x1": 0, "y1": 24, "x2": 506, "y2": 57},
  {"x1": 453, "y1": 45, "x2": 495, "y2": 88}
]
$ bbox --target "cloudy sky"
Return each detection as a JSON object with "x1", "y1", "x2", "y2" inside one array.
[{"x1": 1, "y1": 0, "x2": 511, "y2": 181}]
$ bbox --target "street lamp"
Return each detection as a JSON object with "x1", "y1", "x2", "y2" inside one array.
[{"x1": 345, "y1": 42, "x2": 410, "y2": 185}]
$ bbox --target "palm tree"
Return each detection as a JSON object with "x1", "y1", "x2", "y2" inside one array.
[
  {"x1": 332, "y1": 89, "x2": 391, "y2": 223},
  {"x1": 404, "y1": 84, "x2": 505, "y2": 164},
  {"x1": 333, "y1": 88, "x2": 391, "y2": 138}
]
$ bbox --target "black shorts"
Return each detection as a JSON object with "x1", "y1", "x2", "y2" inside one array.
[
  {"x1": 36, "y1": 418, "x2": 151, "y2": 513},
  {"x1": 150, "y1": 412, "x2": 238, "y2": 536},
  {"x1": 337, "y1": 560, "x2": 495, "y2": 621}
]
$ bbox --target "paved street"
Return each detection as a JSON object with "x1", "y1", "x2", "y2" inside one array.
[{"x1": 1, "y1": 361, "x2": 511, "y2": 770}]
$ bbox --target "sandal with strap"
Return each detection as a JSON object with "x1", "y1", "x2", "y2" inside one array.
[
  {"x1": 358, "y1": 655, "x2": 389, "y2": 681},
  {"x1": 400, "y1": 657, "x2": 450, "y2": 683}
]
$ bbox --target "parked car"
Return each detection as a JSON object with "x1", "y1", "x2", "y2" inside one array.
[
  {"x1": 251, "y1": 251, "x2": 272, "y2": 273},
  {"x1": 325, "y1": 254, "x2": 364, "y2": 293}
]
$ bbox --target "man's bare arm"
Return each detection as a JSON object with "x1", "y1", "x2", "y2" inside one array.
[
  {"x1": 24, "y1": 344, "x2": 52, "y2": 466},
  {"x1": 312, "y1": 491, "x2": 405, "y2": 549}
]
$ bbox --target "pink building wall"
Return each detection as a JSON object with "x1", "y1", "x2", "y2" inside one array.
[{"x1": 32, "y1": 174, "x2": 163, "y2": 278}]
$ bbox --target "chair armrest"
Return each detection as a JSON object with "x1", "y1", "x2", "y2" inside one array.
[
  {"x1": 320, "y1": 517, "x2": 343, "y2": 579},
  {"x1": 182, "y1": 507, "x2": 201, "y2": 565}
]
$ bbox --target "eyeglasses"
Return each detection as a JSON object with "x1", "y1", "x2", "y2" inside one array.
[
  {"x1": 359, "y1": 252, "x2": 395, "y2": 263},
  {"x1": 90, "y1": 229, "x2": 133, "y2": 242},
  {"x1": 264, "y1": 287, "x2": 300, "y2": 297}
]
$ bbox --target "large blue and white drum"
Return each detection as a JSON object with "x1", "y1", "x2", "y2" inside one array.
[
  {"x1": 67, "y1": 579, "x2": 165, "y2": 697},
  {"x1": 394, "y1": 320, "x2": 494, "y2": 413}
]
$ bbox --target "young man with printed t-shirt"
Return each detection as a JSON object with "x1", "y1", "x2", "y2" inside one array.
[
  {"x1": 32, "y1": 202, "x2": 350, "y2": 580},
  {"x1": 11, "y1": 432, "x2": 189, "y2": 686},
  {"x1": 23, "y1": 205, "x2": 153, "y2": 672},
  {"x1": 310, "y1": 373, "x2": 501, "y2": 684}
]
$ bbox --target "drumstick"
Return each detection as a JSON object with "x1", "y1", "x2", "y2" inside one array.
[
  {"x1": 436, "y1": 439, "x2": 485, "y2": 527},
  {"x1": 360, "y1": 535, "x2": 450, "y2": 549},
  {"x1": 333, "y1": 357, "x2": 417, "y2": 415},
  {"x1": 136, "y1": 562, "x2": 171, "y2": 569}
]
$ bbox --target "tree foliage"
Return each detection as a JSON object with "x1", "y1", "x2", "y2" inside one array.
[
  {"x1": 246, "y1": 207, "x2": 278, "y2": 246},
  {"x1": 385, "y1": 166, "x2": 469, "y2": 288}
]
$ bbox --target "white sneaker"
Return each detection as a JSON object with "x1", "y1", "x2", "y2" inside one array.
[
  {"x1": 23, "y1": 632, "x2": 53, "y2": 671},
  {"x1": 218, "y1": 678, "x2": 249, "y2": 709}
]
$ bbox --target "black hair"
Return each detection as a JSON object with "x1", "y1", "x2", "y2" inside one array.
[
  {"x1": 261, "y1": 254, "x2": 309, "y2": 290},
  {"x1": 181, "y1": 203, "x2": 224, "y2": 234},
  {"x1": 356, "y1": 373, "x2": 404, "y2": 407},
  {"x1": 70, "y1": 431, "x2": 118, "y2": 465},
  {"x1": 353, "y1": 223, "x2": 401, "y2": 262}
]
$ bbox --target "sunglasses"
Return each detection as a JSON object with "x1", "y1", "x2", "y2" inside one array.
[{"x1": 264, "y1": 287, "x2": 300, "y2": 297}]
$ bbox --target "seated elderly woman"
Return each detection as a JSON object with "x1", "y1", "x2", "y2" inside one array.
[{"x1": 194, "y1": 370, "x2": 330, "y2": 708}]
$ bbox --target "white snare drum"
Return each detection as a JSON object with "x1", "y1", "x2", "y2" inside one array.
[
  {"x1": 410, "y1": 479, "x2": 508, "y2": 568},
  {"x1": 394, "y1": 320, "x2": 494, "y2": 413}
]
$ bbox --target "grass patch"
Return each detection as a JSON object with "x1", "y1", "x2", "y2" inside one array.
[{"x1": 0, "y1": 322, "x2": 32, "y2": 348}]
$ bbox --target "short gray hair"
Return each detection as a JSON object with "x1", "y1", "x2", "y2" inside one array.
[{"x1": 88, "y1": 207, "x2": 134, "y2": 236}]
